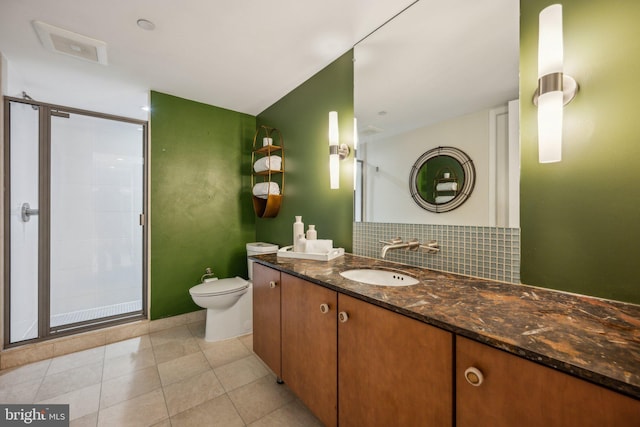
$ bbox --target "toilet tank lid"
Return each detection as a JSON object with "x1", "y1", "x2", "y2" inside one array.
[
  {"x1": 246, "y1": 242, "x2": 278, "y2": 253},
  {"x1": 190, "y1": 277, "x2": 249, "y2": 296}
]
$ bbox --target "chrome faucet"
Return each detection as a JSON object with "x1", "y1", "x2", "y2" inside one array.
[
  {"x1": 379, "y1": 237, "x2": 439, "y2": 258},
  {"x1": 379, "y1": 237, "x2": 418, "y2": 258}
]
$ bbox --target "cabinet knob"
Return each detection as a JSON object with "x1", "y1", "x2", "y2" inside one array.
[
  {"x1": 269, "y1": 281, "x2": 277, "y2": 289},
  {"x1": 320, "y1": 303, "x2": 330, "y2": 314},
  {"x1": 338, "y1": 311, "x2": 349, "y2": 323},
  {"x1": 464, "y1": 367, "x2": 484, "y2": 386}
]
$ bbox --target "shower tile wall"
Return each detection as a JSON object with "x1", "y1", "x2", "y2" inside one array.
[{"x1": 353, "y1": 222, "x2": 520, "y2": 284}]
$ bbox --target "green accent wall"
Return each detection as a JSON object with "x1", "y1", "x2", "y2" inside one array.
[
  {"x1": 520, "y1": 1, "x2": 640, "y2": 304},
  {"x1": 150, "y1": 91, "x2": 256, "y2": 319},
  {"x1": 255, "y1": 51, "x2": 354, "y2": 251}
]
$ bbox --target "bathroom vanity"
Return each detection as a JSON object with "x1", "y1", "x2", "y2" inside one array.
[{"x1": 252, "y1": 254, "x2": 640, "y2": 427}]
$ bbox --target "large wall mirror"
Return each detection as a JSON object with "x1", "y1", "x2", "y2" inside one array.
[{"x1": 354, "y1": 0, "x2": 520, "y2": 227}]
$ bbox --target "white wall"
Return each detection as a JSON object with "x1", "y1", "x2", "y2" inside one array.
[
  {"x1": 5, "y1": 57, "x2": 146, "y2": 340},
  {"x1": 362, "y1": 108, "x2": 494, "y2": 225}
]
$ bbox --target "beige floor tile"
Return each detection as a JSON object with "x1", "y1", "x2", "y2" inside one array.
[
  {"x1": 36, "y1": 361, "x2": 103, "y2": 401},
  {"x1": 0, "y1": 359, "x2": 51, "y2": 387},
  {"x1": 170, "y1": 394, "x2": 244, "y2": 427},
  {"x1": 187, "y1": 322, "x2": 207, "y2": 345},
  {"x1": 150, "y1": 420, "x2": 172, "y2": 427},
  {"x1": 202, "y1": 338, "x2": 250, "y2": 368},
  {"x1": 0, "y1": 377, "x2": 42, "y2": 403},
  {"x1": 37, "y1": 383, "x2": 101, "y2": 421},
  {"x1": 97, "y1": 388, "x2": 168, "y2": 427},
  {"x1": 100, "y1": 366, "x2": 161, "y2": 409},
  {"x1": 157, "y1": 351, "x2": 210, "y2": 386},
  {"x1": 248, "y1": 399, "x2": 324, "y2": 427},
  {"x1": 102, "y1": 347, "x2": 156, "y2": 381},
  {"x1": 105, "y1": 335, "x2": 152, "y2": 360},
  {"x1": 162, "y1": 370, "x2": 226, "y2": 416},
  {"x1": 47, "y1": 347, "x2": 105, "y2": 375},
  {"x1": 185, "y1": 309, "x2": 206, "y2": 324},
  {"x1": 214, "y1": 354, "x2": 269, "y2": 392},
  {"x1": 149, "y1": 325, "x2": 194, "y2": 347},
  {"x1": 70, "y1": 411, "x2": 98, "y2": 427},
  {"x1": 152, "y1": 337, "x2": 200, "y2": 365},
  {"x1": 228, "y1": 374, "x2": 296, "y2": 424},
  {"x1": 238, "y1": 333, "x2": 253, "y2": 352}
]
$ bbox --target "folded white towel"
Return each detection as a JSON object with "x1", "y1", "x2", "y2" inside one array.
[
  {"x1": 253, "y1": 155, "x2": 282, "y2": 173},
  {"x1": 305, "y1": 239, "x2": 333, "y2": 254},
  {"x1": 436, "y1": 181, "x2": 458, "y2": 192},
  {"x1": 435, "y1": 195, "x2": 455, "y2": 204},
  {"x1": 252, "y1": 182, "x2": 280, "y2": 199}
]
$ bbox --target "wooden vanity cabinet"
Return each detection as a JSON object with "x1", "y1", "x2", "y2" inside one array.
[
  {"x1": 252, "y1": 263, "x2": 282, "y2": 377},
  {"x1": 253, "y1": 265, "x2": 639, "y2": 426},
  {"x1": 281, "y1": 273, "x2": 338, "y2": 427},
  {"x1": 254, "y1": 265, "x2": 454, "y2": 426},
  {"x1": 338, "y1": 294, "x2": 453, "y2": 427},
  {"x1": 456, "y1": 336, "x2": 640, "y2": 427}
]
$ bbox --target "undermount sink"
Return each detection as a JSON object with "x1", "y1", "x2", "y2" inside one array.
[{"x1": 339, "y1": 269, "x2": 420, "y2": 286}]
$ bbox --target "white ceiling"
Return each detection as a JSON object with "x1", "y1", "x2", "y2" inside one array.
[{"x1": 0, "y1": 0, "x2": 416, "y2": 120}]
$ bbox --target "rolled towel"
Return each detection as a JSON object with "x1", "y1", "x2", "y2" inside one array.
[
  {"x1": 252, "y1": 182, "x2": 280, "y2": 199},
  {"x1": 305, "y1": 239, "x2": 333, "y2": 254},
  {"x1": 435, "y1": 195, "x2": 455, "y2": 204},
  {"x1": 253, "y1": 155, "x2": 282, "y2": 173},
  {"x1": 436, "y1": 181, "x2": 458, "y2": 192}
]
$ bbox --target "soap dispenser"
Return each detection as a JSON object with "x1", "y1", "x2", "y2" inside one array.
[
  {"x1": 306, "y1": 225, "x2": 317, "y2": 240},
  {"x1": 293, "y1": 216, "x2": 304, "y2": 251}
]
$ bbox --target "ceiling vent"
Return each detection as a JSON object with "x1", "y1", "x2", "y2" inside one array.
[
  {"x1": 360, "y1": 125, "x2": 384, "y2": 136},
  {"x1": 33, "y1": 20, "x2": 108, "y2": 65}
]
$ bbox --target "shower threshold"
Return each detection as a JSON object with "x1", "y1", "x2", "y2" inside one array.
[{"x1": 50, "y1": 300, "x2": 142, "y2": 327}]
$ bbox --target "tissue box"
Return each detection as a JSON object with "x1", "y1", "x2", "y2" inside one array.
[{"x1": 305, "y1": 239, "x2": 333, "y2": 254}]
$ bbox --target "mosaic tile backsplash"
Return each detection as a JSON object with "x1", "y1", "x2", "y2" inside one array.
[{"x1": 353, "y1": 222, "x2": 520, "y2": 284}]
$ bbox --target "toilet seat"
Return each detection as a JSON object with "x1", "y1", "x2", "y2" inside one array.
[{"x1": 189, "y1": 277, "x2": 249, "y2": 297}]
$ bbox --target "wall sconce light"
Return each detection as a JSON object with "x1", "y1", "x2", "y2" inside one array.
[
  {"x1": 353, "y1": 117, "x2": 359, "y2": 191},
  {"x1": 329, "y1": 111, "x2": 350, "y2": 189},
  {"x1": 534, "y1": 4, "x2": 578, "y2": 163}
]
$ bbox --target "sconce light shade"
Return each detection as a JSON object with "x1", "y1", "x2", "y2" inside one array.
[
  {"x1": 537, "y1": 4, "x2": 564, "y2": 163},
  {"x1": 538, "y1": 5, "x2": 563, "y2": 78},
  {"x1": 537, "y1": 91, "x2": 564, "y2": 163},
  {"x1": 329, "y1": 111, "x2": 340, "y2": 189}
]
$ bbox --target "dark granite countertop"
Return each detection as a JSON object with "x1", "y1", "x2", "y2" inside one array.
[{"x1": 251, "y1": 253, "x2": 640, "y2": 400}]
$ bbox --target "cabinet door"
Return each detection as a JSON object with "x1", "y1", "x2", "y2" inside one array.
[
  {"x1": 456, "y1": 336, "x2": 640, "y2": 427},
  {"x1": 281, "y1": 273, "x2": 338, "y2": 427},
  {"x1": 338, "y1": 294, "x2": 453, "y2": 427},
  {"x1": 252, "y1": 263, "x2": 282, "y2": 377}
]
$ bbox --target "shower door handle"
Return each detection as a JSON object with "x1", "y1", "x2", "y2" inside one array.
[{"x1": 21, "y1": 202, "x2": 39, "y2": 222}]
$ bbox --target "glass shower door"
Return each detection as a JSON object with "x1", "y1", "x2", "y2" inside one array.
[
  {"x1": 49, "y1": 112, "x2": 144, "y2": 330},
  {"x1": 5, "y1": 98, "x2": 146, "y2": 345},
  {"x1": 8, "y1": 101, "x2": 40, "y2": 342}
]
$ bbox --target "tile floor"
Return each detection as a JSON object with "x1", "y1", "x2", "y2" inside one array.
[{"x1": 0, "y1": 321, "x2": 324, "y2": 426}]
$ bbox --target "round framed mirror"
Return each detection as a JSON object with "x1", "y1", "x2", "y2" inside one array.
[{"x1": 409, "y1": 146, "x2": 475, "y2": 213}]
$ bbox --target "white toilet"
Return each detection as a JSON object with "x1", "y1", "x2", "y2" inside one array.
[{"x1": 189, "y1": 242, "x2": 278, "y2": 342}]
